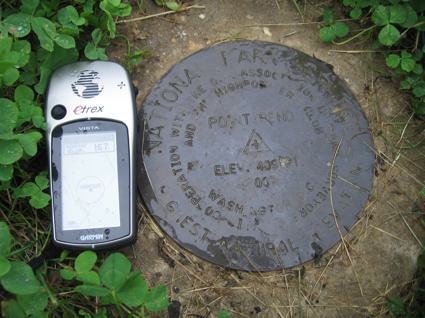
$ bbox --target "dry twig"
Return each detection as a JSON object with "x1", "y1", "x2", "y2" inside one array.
[
  {"x1": 329, "y1": 137, "x2": 364, "y2": 296},
  {"x1": 117, "y1": 5, "x2": 205, "y2": 24},
  {"x1": 387, "y1": 201, "x2": 423, "y2": 248}
]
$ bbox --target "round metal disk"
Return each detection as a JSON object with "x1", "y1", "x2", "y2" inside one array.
[{"x1": 138, "y1": 40, "x2": 375, "y2": 271}]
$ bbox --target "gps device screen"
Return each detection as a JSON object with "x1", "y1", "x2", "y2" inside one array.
[
  {"x1": 50, "y1": 119, "x2": 133, "y2": 248},
  {"x1": 61, "y1": 131, "x2": 120, "y2": 231},
  {"x1": 46, "y1": 61, "x2": 136, "y2": 249}
]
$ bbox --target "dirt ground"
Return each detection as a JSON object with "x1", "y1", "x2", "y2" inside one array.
[{"x1": 112, "y1": 1, "x2": 425, "y2": 317}]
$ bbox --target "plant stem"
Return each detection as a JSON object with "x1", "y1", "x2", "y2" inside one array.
[
  {"x1": 111, "y1": 290, "x2": 126, "y2": 316},
  {"x1": 37, "y1": 270, "x2": 59, "y2": 307},
  {"x1": 400, "y1": 21, "x2": 425, "y2": 39},
  {"x1": 115, "y1": 34, "x2": 132, "y2": 56},
  {"x1": 334, "y1": 25, "x2": 377, "y2": 46},
  {"x1": 291, "y1": 0, "x2": 304, "y2": 22},
  {"x1": 8, "y1": 244, "x2": 32, "y2": 257},
  {"x1": 414, "y1": 30, "x2": 420, "y2": 51}
]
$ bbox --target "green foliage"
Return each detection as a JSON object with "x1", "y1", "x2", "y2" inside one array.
[
  {"x1": 117, "y1": 273, "x2": 148, "y2": 307},
  {"x1": 144, "y1": 285, "x2": 169, "y2": 312},
  {"x1": 0, "y1": 0, "x2": 133, "y2": 211},
  {"x1": 60, "y1": 251, "x2": 100, "y2": 285},
  {"x1": 319, "y1": 1, "x2": 425, "y2": 116},
  {"x1": 387, "y1": 296, "x2": 407, "y2": 316},
  {"x1": 317, "y1": 3, "x2": 425, "y2": 314},
  {"x1": 13, "y1": 174, "x2": 50, "y2": 208},
  {"x1": 154, "y1": 0, "x2": 181, "y2": 11},
  {"x1": 388, "y1": 47, "x2": 425, "y2": 115},
  {"x1": 85, "y1": 29, "x2": 108, "y2": 60},
  {"x1": 0, "y1": 222, "x2": 49, "y2": 317},
  {"x1": 0, "y1": 1, "x2": 164, "y2": 317},
  {"x1": 126, "y1": 48, "x2": 151, "y2": 70},
  {"x1": 99, "y1": 253, "x2": 132, "y2": 290},
  {"x1": 1, "y1": 261, "x2": 41, "y2": 295},
  {"x1": 218, "y1": 309, "x2": 232, "y2": 318},
  {"x1": 378, "y1": 24, "x2": 400, "y2": 46},
  {"x1": 385, "y1": 247, "x2": 425, "y2": 317},
  {"x1": 0, "y1": 222, "x2": 12, "y2": 276},
  {"x1": 61, "y1": 251, "x2": 169, "y2": 315},
  {"x1": 2, "y1": 0, "x2": 132, "y2": 96},
  {"x1": 319, "y1": 8, "x2": 349, "y2": 42},
  {"x1": 383, "y1": 190, "x2": 425, "y2": 317},
  {"x1": 0, "y1": 222, "x2": 169, "y2": 317}
]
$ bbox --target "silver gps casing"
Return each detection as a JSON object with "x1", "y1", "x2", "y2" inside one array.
[{"x1": 46, "y1": 61, "x2": 136, "y2": 249}]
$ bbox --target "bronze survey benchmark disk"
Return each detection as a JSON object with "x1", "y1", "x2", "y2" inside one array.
[{"x1": 138, "y1": 40, "x2": 375, "y2": 271}]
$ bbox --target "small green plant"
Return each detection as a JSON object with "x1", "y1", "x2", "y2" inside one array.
[
  {"x1": 60, "y1": 251, "x2": 169, "y2": 316},
  {"x1": 217, "y1": 309, "x2": 232, "y2": 318},
  {"x1": 0, "y1": 221, "x2": 49, "y2": 317},
  {"x1": 0, "y1": 222, "x2": 169, "y2": 317},
  {"x1": 384, "y1": 174, "x2": 425, "y2": 317},
  {"x1": 386, "y1": 249, "x2": 425, "y2": 317},
  {"x1": 317, "y1": 2, "x2": 425, "y2": 316},
  {"x1": 319, "y1": 8, "x2": 349, "y2": 42},
  {"x1": 13, "y1": 173, "x2": 50, "y2": 209},
  {"x1": 0, "y1": 1, "x2": 167, "y2": 316},
  {"x1": 387, "y1": 296, "x2": 408, "y2": 316},
  {"x1": 318, "y1": 1, "x2": 425, "y2": 115},
  {"x1": 386, "y1": 48, "x2": 425, "y2": 115},
  {"x1": 153, "y1": 0, "x2": 181, "y2": 11},
  {"x1": 0, "y1": 0, "x2": 133, "y2": 211}
]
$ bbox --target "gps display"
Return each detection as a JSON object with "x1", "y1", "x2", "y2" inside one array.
[
  {"x1": 61, "y1": 131, "x2": 120, "y2": 231},
  {"x1": 45, "y1": 61, "x2": 136, "y2": 249}
]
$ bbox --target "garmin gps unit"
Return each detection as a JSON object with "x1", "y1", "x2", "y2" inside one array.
[{"x1": 45, "y1": 61, "x2": 136, "y2": 249}]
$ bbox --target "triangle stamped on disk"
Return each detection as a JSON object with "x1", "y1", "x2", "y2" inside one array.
[{"x1": 243, "y1": 129, "x2": 272, "y2": 154}]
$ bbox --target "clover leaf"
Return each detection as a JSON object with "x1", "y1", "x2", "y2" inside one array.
[
  {"x1": 145, "y1": 285, "x2": 169, "y2": 312},
  {"x1": 75, "y1": 251, "x2": 97, "y2": 273},
  {"x1": 0, "y1": 165, "x2": 14, "y2": 181},
  {"x1": 386, "y1": 54, "x2": 400, "y2": 68},
  {"x1": 117, "y1": 272, "x2": 148, "y2": 307},
  {"x1": 372, "y1": 5, "x2": 390, "y2": 26},
  {"x1": 13, "y1": 174, "x2": 50, "y2": 209},
  {"x1": 0, "y1": 98, "x2": 18, "y2": 134},
  {"x1": 319, "y1": 22, "x2": 349, "y2": 42},
  {"x1": 3, "y1": 13, "x2": 32, "y2": 38},
  {"x1": 0, "y1": 222, "x2": 11, "y2": 257},
  {"x1": 0, "y1": 140, "x2": 23, "y2": 165},
  {"x1": 1, "y1": 261, "x2": 41, "y2": 295},
  {"x1": 17, "y1": 131, "x2": 42, "y2": 156},
  {"x1": 378, "y1": 24, "x2": 400, "y2": 46},
  {"x1": 99, "y1": 253, "x2": 131, "y2": 290}
]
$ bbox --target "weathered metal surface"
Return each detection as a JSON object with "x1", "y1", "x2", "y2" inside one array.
[{"x1": 137, "y1": 40, "x2": 375, "y2": 271}]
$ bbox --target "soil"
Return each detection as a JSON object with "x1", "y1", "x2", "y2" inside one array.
[{"x1": 112, "y1": 1, "x2": 425, "y2": 317}]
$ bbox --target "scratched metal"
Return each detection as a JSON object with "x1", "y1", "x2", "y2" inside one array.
[{"x1": 138, "y1": 40, "x2": 375, "y2": 271}]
